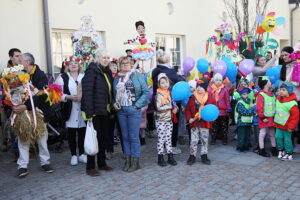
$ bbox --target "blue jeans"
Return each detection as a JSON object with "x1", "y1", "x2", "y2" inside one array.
[{"x1": 117, "y1": 106, "x2": 142, "y2": 158}]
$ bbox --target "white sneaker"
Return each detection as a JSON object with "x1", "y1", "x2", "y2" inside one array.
[
  {"x1": 70, "y1": 155, "x2": 78, "y2": 166},
  {"x1": 172, "y1": 147, "x2": 182, "y2": 155},
  {"x1": 293, "y1": 144, "x2": 300, "y2": 153},
  {"x1": 282, "y1": 153, "x2": 293, "y2": 161},
  {"x1": 278, "y1": 151, "x2": 284, "y2": 159},
  {"x1": 78, "y1": 154, "x2": 87, "y2": 163}
]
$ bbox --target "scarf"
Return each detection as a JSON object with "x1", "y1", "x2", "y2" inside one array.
[
  {"x1": 157, "y1": 88, "x2": 171, "y2": 104},
  {"x1": 211, "y1": 83, "x2": 224, "y2": 102},
  {"x1": 115, "y1": 70, "x2": 133, "y2": 104},
  {"x1": 193, "y1": 91, "x2": 208, "y2": 120}
]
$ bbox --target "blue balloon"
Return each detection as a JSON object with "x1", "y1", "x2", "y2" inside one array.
[
  {"x1": 221, "y1": 57, "x2": 232, "y2": 66},
  {"x1": 201, "y1": 104, "x2": 219, "y2": 122},
  {"x1": 275, "y1": 65, "x2": 282, "y2": 72},
  {"x1": 266, "y1": 67, "x2": 280, "y2": 84},
  {"x1": 181, "y1": 93, "x2": 192, "y2": 106},
  {"x1": 225, "y1": 62, "x2": 238, "y2": 83},
  {"x1": 171, "y1": 81, "x2": 191, "y2": 101},
  {"x1": 197, "y1": 58, "x2": 209, "y2": 74},
  {"x1": 274, "y1": 80, "x2": 280, "y2": 89}
]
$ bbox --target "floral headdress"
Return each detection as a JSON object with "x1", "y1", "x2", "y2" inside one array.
[{"x1": 64, "y1": 56, "x2": 82, "y2": 66}]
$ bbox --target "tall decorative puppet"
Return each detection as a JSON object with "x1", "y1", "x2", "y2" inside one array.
[
  {"x1": 124, "y1": 21, "x2": 156, "y2": 61},
  {"x1": 72, "y1": 16, "x2": 104, "y2": 70}
]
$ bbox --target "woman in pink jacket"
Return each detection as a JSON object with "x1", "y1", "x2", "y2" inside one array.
[{"x1": 208, "y1": 73, "x2": 231, "y2": 145}]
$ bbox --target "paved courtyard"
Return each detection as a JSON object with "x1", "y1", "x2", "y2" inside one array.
[{"x1": 1, "y1": 126, "x2": 300, "y2": 200}]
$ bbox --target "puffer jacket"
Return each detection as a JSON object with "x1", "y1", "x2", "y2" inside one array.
[
  {"x1": 81, "y1": 62, "x2": 113, "y2": 118},
  {"x1": 113, "y1": 72, "x2": 149, "y2": 109},
  {"x1": 155, "y1": 92, "x2": 172, "y2": 122}
]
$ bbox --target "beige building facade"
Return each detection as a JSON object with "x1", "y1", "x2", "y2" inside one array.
[{"x1": 0, "y1": 0, "x2": 298, "y2": 75}]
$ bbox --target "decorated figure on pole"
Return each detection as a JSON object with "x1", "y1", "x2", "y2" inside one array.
[{"x1": 72, "y1": 16, "x2": 104, "y2": 71}]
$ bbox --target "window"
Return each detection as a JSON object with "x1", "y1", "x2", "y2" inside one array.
[
  {"x1": 155, "y1": 34, "x2": 184, "y2": 66},
  {"x1": 51, "y1": 29, "x2": 105, "y2": 77}
]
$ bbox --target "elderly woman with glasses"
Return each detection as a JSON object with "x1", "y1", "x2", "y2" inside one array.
[
  {"x1": 113, "y1": 56, "x2": 148, "y2": 172},
  {"x1": 55, "y1": 56, "x2": 86, "y2": 166}
]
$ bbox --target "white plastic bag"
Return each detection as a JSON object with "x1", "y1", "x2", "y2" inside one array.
[{"x1": 84, "y1": 121, "x2": 98, "y2": 155}]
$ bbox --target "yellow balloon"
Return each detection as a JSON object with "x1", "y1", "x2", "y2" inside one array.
[
  {"x1": 198, "y1": 72, "x2": 203, "y2": 79},
  {"x1": 262, "y1": 16, "x2": 277, "y2": 32},
  {"x1": 189, "y1": 70, "x2": 196, "y2": 80},
  {"x1": 208, "y1": 67, "x2": 212, "y2": 73}
]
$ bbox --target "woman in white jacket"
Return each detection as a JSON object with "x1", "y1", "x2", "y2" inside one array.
[{"x1": 55, "y1": 56, "x2": 86, "y2": 166}]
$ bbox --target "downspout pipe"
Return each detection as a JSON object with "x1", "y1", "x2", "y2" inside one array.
[
  {"x1": 291, "y1": 0, "x2": 299, "y2": 46},
  {"x1": 42, "y1": 0, "x2": 53, "y2": 75}
]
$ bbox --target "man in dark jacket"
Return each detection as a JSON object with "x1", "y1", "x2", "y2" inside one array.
[
  {"x1": 13, "y1": 53, "x2": 54, "y2": 178},
  {"x1": 81, "y1": 50, "x2": 113, "y2": 176}
]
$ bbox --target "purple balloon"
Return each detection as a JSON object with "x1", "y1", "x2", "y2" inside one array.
[
  {"x1": 238, "y1": 59, "x2": 254, "y2": 75},
  {"x1": 212, "y1": 60, "x2": 227, "y2": 76},
  {"x1": 183, "y1": 57, "x2": 195, "y2": 72}
]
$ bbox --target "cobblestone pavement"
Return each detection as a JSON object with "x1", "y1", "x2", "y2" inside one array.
[{"x1": 1, "y1": 126, "x2": 300, "y2": 200}]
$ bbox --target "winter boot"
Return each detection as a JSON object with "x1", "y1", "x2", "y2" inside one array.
[
  {"x1": 157, "y1": 154, "x2": 167, "y2": 167},
  {"x1": 127, "y1": 157, "x2": 140, "y2": 172},
  {"x1": 259, "y1": 148, "x2": 270, "y2": 157},
  {"x1": 123, "y1": 156, "x2": 131, "y2": 172},
  {"x1": 201, "y1": 154, "x2": 211, "y2": 165},
  {"x1": 167, "y1": 153, "x2": 177, "y2": 166},
  {"x1": 186, "y1": 155, "x2": 196, "y2": 165},
  {"x1": 271, "y1": 147, "x2": 278, "y2": 157}
]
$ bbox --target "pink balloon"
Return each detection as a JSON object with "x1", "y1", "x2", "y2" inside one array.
[
  {"x1": 212, "y1": 60, "x2": 227, "y2": 76},
  {"x1": 238, "y1": 59, "x2": 254, "y2": 75}
]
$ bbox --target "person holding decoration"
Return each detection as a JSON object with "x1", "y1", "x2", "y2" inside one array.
[
  {"x1": 275, "y1": 82, "x2": 299, "y2": 160},
  {"x1": 185, "y1": 79, "x2": 216, "y2": 165},
  {"x1": 256, "y1": 76, "x2": 277, "y2": 157},
  {"x1": 55, "y1": 56, "x2": 87, "y2": 166},
  {"x1": 234, "y1": 87, "x2": 256, "y2": 152},
  {"x1": 253, "y1": 54, "x2": 276, "y2": 87},
  {"x1": 155, "y1": 73, "x2": 177, "y2": 167},
  {"x1": 208, "y1": 73, "x2": 230, "y2": 145}
]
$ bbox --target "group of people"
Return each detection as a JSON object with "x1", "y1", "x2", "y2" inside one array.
[{"x1": 1, "y1": 43, "x2": 300, "y2": 178}]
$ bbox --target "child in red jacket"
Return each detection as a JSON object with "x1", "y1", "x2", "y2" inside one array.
[
  {"x1": 185, "y1": 79, "x2": 216, "y2": 165},
  {"x1": 256, "y1": 76, "x2": 276, "y2": 157},
  {"x1": 275, "y1": 82, "x2": 299, "y2": 161}
]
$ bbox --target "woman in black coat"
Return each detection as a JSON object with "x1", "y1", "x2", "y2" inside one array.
[{"x1": 81, "y1": 50, "x2": 113, "y2": 176}]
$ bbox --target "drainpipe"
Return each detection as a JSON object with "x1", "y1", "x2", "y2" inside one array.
[
  {"x1": 291, "y1": 0, "x2": 299, "y2": 46},
  {"x1": 42, "y1": 0, "x2": 53, "y2": 74}
]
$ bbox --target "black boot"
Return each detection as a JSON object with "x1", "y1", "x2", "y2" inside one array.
[
  {"x1": 201, "y1": 154, "x2": 211, "y2": 165},
  {"x1": 157, "y1": 154, "x2": 167, "y2": 167},
  {"x1": 271, "y1": 147, "x2": 278, "y2": 157},
  {"x1": 167, "y1": 153, "x2": 177, "y2": 166},
  {"x1": 140, "y1": 138, "x2": 146, "y2": 146},
  {"x1": 259, "y1": 148, "x2": 270, "y2": 157},
  {"x1": 186, "y1": 155, "x2": 196, "y2": 165}
]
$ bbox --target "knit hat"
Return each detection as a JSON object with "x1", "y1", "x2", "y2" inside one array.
[
  {"x1": 213, "y1": 73, "x2": 223, "y2": 82},
  {"x1": 239, "y1": 78, "x2": 249, "y2": 86},
  {"x1": 157, "y1": 73, "x2": 169, "y2": 83},
  {"x1": 237, "y1": 86, "x2": 251, "y2": 95},
  {"x1": 281, "y1": 46, "x2": 294, "y2": 54},
  {"x1": 280, "y1": 81, "x2": 294, "y2": 94},
  {"x1": 196, "y1": 79, "x2": 209, "y2": 90},
  {"x1": 135, "y1": 21, "x2": 145, "y2": 29}
]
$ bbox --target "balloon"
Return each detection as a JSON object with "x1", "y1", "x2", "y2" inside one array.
[
  {"x1": 275, "y1": 65, "x2": 282, "y2": 72},
  {"x1": 148, "y1": 87, "x2": 153, "y2": 102},
  {"x1": 171, "y1": 81, "x2": 191, "y2": 101},
  {"x1": 189, "y1": 69, "x2": 196, "y2": 80},
  {"x1": 196, "y1": 58, "x2": 209, "y2": 74},
  {"x1": 198, "y1": 72, "x2": 203, "y2": 79},
  {"x1": 183, "y1": 57, "x2": 195, "y2": 72},
  {"x1": 212, "y1": 60, "x2": 227, "y2": 76},
  {"x1": 221, "y1": 57, "x2": 232, "y2": 66},
  {"x1": 274, "y1": 80, "x2": 280, "y2": 88},
  {"x1": 181, "y1": 93, "x2": 192, "y2": 107},
  {"x1": 225, "y1": 62, "x2": 238, "y2": 83},
  {"x1": 238, "y1": 59, "x2": 254, "y2": 75},
  {"x1": 201, "y1": 104, "x2": 219, "y2": 122},
  {"x1": 266, "y1": 67, "x2": 280, "y2": 84}
]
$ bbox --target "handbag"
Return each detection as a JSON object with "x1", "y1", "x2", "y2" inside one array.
[
  {"x1": 84, "y1": 121, "x2": 99, "y2": 155},
  {"x1": 61, "y1": 73, "x2": 72, "y2": 121}
]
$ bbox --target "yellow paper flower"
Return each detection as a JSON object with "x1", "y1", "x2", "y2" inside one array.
[{"x1": 18, "y1": 73, "x2": 30, "y2": 83}]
